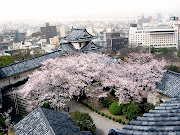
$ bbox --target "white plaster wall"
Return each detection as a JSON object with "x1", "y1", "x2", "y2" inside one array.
[
  {"x1": 0, "y1": 68, "x2": 37, "y2": 89},
  {"x1": 71, "y1": 41, "x2": 86, "y2": 50}
]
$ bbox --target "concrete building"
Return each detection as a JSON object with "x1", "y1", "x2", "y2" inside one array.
[
  {"x1": 50, "y1": 36, "x2": 59, "y2": 47},
  {"x1": 40, "y1": 39, "x2": 47, "y2": 48},
  {"x1": 59, "y1": 27, "x2": 66, "y2": 38},
  {"x1": 106, "y1": 33, "x2": 128, "y2": 52},
  {"x1": 86, "y1": 26, "x2": 94, "y2": 35},
  {"x1": 0, "y1": 41, "x2": 11, "y2": 51},
  {"x1": 129, "y1": 17, "x2": 180, "y2": 49},
  {"x1": 40, "y1": 23, "x2": 57, "y2": 44}
]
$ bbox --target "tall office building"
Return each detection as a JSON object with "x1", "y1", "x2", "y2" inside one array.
[
  {"x1": 40, "y1": 23, "x2": 57, "y2": 43},
  {"x1": 129, "y1": 17, "x2": 180, "y2": 49}
]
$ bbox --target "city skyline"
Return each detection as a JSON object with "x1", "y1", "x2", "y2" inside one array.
[{"x1": 0, "y1": 0, "x2": 179, "y2": 22}]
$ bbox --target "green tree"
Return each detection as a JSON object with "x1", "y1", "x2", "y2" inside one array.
[
  {"x1": 11, "y1": 49, "x2": 45, "y2": 62},
  {"x1": 70, "y1": 111, "x2": 96, "y2": 132},
  {"x1": 31, "y1": 48, "x2": 45, "y2": 57},
  {"x1": 32, "y1": 31, "x2": 41, "y2": 37},
  {"x1": 41, "y1": 102, "x2": 50, "y2": 109},
  {"x1": 0, "y1": 56, "x2": 14, "y2": 67},
  {"x1": 150, "y1": 47, "x2": 156, "y2": 54},
  {"x1": 159, "y1": 48, "x2": 168, "y2": 54},
  {"x1": 109, "y1": 101, "x2": 124, "y2": 115},
  {"x1": 12, "y1": 49, "x2": 32, "y2": 61},
  {"x1": 122, "y1": 103, "x2": 141, "y2": 120},
  {"x1": 101, "y1": 98, "x2": 112, "y2": 108}
]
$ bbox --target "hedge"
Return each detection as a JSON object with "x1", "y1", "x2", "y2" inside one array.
[{"x1": 80, "y1": 101, "x2": 126, "y2": 125}]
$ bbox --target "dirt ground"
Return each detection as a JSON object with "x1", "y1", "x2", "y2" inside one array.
[
  {"x1": 4, "y1": 128, "x2": 15, "y2": 135},
  {"x1": 82, "y1": 95, "x2": 129, "y2": 123}
]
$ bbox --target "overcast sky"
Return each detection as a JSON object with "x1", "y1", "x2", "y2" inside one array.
[{"x1": 0, "y1": 0, "x2": 179, "y2": 22}]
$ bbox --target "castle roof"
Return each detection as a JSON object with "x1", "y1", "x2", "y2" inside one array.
[
  {"x1": 59, "y1": 41, "x2": 102, "y2": 54},
  {"x1": 0, "y1": 51, "x2": 62, "y2": 79},
  {"x1": 14, "y1": 106, "x2": 92, "y2": 135},
  {"x1": 156, "y1": 70, "x2": 180, "y2": 98},
  {"x1": 62, "y1": 28, "x2": 96, "y2": 41},
  {"x1": 110, "y1": 95, "x2": 180, "y2": 135}
]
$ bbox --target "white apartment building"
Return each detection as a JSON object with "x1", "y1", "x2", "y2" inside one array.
[{"x1": 129, "y1": 18, "x2": 180, "y2": 49}]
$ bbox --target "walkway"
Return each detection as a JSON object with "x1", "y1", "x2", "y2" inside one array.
[{"x1": 65, "y1": 100, "x2": 123, "y2": 135}]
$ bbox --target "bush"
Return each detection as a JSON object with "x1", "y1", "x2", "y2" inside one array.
[
  {"x1": 109, "y1": 101, "x2": 124, "y2": 115},
  {"x1": 116, "y1": 119, "x2": 121, "y2": 123},
  {"x1": 22, "y1": 115, "x2": 26, "y2": 118},
  {"x1": 142, "y1": 103, "x2": 155, "y2": 113},
  {"x1": 105, "y1": 115, "x2": 108, "y2": 118},
  {"x1": 101, "y1": 98, "x2": 112, "y2": 108},
  {"x1": 70, "y1": 111, "x2": 96, "y2": 131},
  {"x1": 88, "y1": 106, "x2": 92, "y2": 110},
  {"x1": 108, "y1": 116, "x2": 112, "y2": 119},
  {"x1": 121, "y1": 121, "x2": 126, "y2": 124},
  {"x1": 112, "y1": 117, "x2": 115, "y2": 121},
  {"x1": 101, "y1": 113, "x2": 105, "y2": 116},
  {"x1": 122, "y1": 103, "x2": 141, "y2": 120},
  {"x1": 98, "y1": 111, "x2": 100, "y2": 114},
  {"x1": 41, "y1": 102, "x2": 50, "y2": 109}
]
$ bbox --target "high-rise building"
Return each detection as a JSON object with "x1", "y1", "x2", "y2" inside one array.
[
  {"x1": 106, "y1": 33, "x2": 128, "y2": 52},
  {"x1": 129, "y1": 17, "x2": 180, "y2": 49},
  {"x1": 40, "y1": 23, "x2": 57, "y2": 44}
]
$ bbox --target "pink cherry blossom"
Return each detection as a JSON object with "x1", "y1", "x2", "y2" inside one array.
[{"x1": 20, "y1": 52, "x2": 166, "y2": 111}]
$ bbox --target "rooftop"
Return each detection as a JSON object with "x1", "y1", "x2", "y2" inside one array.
[
  {"x1": 62, "y1": 28, "x2": 96, "y2": 41},
  {"x1": 110, "y1": 95, "x2": 180, "y2": 135},
  {"x1": 59, "y1": 41, "x2": 102, "y2": 54},
  {"x1": 14, "y1": 106, "x2": 92, "y2": 135},
  {"x1": 0, "y1": 50, "x2": 62, "y2": 79},
  {"x1": 157, "y1": 70, "x2": 180, "y2": 98}
]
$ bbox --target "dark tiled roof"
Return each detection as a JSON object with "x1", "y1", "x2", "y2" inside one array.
[
  {"x1": 14, "y1": 106, "x2": 92, "y2": 135},
  {"x1": 59, "y1": 41, "x2": 103, "y2": 54},
  {"x1": 59, "y1": 43, "x2": 77, "y2": 54},
  {"x1": 110, "y1": 96, "x2": 180, "y2": 135},
  {"x1": 0, "y1": 51, "x2": 62, "y2": 79},
  {"x1": 157, "y1": 70, "x2": 180, "y2": 98},
  {"x1": 62, "y1": 28, "x2": 96, "y2": 41},
  {"x1": 81, "y1": 41, "x2": 102, "y2": 53}
]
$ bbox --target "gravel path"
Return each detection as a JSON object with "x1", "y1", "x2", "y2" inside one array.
[{"x1": 65, "y1": 100, "x2": 123, "y2": 135}]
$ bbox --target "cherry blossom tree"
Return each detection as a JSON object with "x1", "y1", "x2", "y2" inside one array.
[
  {"x1": 20, "y1": 52, "x2": 166, "y2": 111},
  {"x1": 0, "y1": 108, "x2": 14, "y2": 135},
  {"x1": 115, "y1": 53, "x2": 166, "y2": 103}
]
